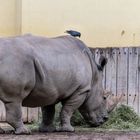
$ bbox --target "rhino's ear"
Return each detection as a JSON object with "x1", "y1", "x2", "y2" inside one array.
[{"x1": 98, "y1": 56, "x2": 107, "y2": 71}]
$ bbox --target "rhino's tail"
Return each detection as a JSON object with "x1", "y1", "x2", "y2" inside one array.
[{"x1": 34, "y1": 58, "x2": 45, "y2": 82}]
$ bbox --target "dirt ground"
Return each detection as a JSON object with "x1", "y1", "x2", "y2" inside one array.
[
  {"x1": 0, "y1": 131, "x2": 140, "y2": 140},
  {"x1": 0, "y1": 123, "x2": 140, "y2": 140}
]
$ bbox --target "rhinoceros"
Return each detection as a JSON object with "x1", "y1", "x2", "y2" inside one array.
[{"x1": 0, "y1": 34, "x2": 114, "y2": 134}]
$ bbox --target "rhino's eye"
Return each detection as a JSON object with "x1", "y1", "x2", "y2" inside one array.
[{"x1": 103, "y1": 97, "x2": 106, "y2": 100}]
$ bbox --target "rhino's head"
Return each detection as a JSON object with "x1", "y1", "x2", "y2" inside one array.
[{"x1": 79, "y1": 56, "x2": 116, "y2": 127}]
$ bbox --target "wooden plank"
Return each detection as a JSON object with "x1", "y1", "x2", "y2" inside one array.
[
  {"x1": 138, "y1": 48, "x2": 140, "y2": 114},
  {"x1": 117, "y1": 48, "x2": 128, "y2": 104},
  {"x1": 22, "y1": 107, "x2": 28, "y2": 122},
  {"x1": 105, "y1": 48, "x2": 117, "y2": 96},
  {"x1": 0, "y1": 100, "x2": 5, "y2": 121},
  {"x1": 128, "y1": 48, "x2": 139, "y2": 113},
  {"x1": 27, "y1": 108, "x2": 39, "y2": 123}
]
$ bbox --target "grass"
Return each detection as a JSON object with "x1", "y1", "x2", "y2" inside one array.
[{"x1": 27, "y1": 104, "x2": 140, "y2": 132}]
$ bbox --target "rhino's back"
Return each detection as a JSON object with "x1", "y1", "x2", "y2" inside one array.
[{"x1": 0, "y1": 35, "x2": 92, "y2": 107}]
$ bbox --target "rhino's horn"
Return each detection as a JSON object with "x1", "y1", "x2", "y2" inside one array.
[{"x1": 107, "y1": 94, "x2": 123, "y2": 113}]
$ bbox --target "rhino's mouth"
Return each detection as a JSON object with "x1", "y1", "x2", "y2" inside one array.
[
  {"x1": 79, "y1": 108, "x2": 106, "y2": 127},
  {"x1": 86, "y1": 114, "x2": 105, "y2": 127},
  {"x1": 88, "y1": 121, "x2": 101, "y2": 127},
  {"x1": 88, "y1": 119, "x2": 104, "y2": 127},
  {"x1": 81, "y1": 114, "x2": 104, "y2": 127}
]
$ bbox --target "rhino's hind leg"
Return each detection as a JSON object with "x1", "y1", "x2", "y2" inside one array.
[
  {"x1": 39, "y1": 105, "x2": 56, "y2": 132},
  {"x1": 5, "y1": 102, "x2": 31, "y2": 134}
]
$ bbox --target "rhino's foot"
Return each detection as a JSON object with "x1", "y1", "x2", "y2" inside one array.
[
  {"x1": 39, "y1": 124, "x2": 56, "y2": 132},
  {"x1": 56, "y1": 125, "x2": 74, "y2": 132},
  {"x1": 0, "y1": 127, "x2": 5, "y2": 134},
  {"x1": 15, "y1": 127, "x2": 31, "y2": 135}
]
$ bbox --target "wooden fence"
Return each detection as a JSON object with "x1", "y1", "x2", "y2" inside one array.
[
  {"x1": 0, "y1": 47, "x2": 139, "y2": 122},
  {"x1": 92, "y1": 47, "x2": 140, "y2": 113}
]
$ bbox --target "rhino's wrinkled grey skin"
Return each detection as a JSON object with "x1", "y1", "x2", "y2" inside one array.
[
  {"x1": 79, "y1": 56, "x2": 108, "y2": 127},
  {"x1": 0, "y1": 34, "x2": 108, "y2": 134}
]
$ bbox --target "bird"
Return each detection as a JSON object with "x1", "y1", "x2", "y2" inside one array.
[{"x1": 65, "y1": 30, "x2": 81, "y2": 38}]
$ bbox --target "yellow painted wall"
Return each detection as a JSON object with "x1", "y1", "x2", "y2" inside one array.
[
  {"x1": 21, "y1": 0, "x2": 140, "y2": 47},
  {"x1": 0, "y1": 0, "x2": 20, "y2": 36},
  {"x1": 1, "y1": 0, "x2": 140, "y2": 47}
]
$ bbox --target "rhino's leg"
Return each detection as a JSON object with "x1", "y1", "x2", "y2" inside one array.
[
  {"x1": 59, "y1": 105, "x2": 75, "y2": 132},
  {"x1": 0, "y1": 128, "x2": 5, "y2": 134},
  {"x1": 58, "y1": 89, "x2": 87, "y2": 132},
  {"x1": 39, "y1": 105, "x2": 56, "y2": 132},
  {"x1": 5, "y1": 102, "x2": 30, "y2": 134}
]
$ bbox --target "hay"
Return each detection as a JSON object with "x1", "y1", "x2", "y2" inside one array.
[{"x1": 101, "y1": 105, "x2": 140, "y2": 130}]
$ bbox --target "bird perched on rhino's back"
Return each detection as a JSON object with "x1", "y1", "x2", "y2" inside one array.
[{"x1": 65, "y1": 30, "x2": 81, "y2": 38}]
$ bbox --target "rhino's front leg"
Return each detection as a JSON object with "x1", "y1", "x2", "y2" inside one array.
[
  {"x1": 39, "y1": 105, "x2": 56, "y2": 132},
  {"x1": 5, "y1": 102, "x2": 30, "y2": 134},
  {"x1": 59, "y1": 105, "x2": 75, "y2": 132},
  {"x1": 58, "y1": 90, "x2": 87, "y2": 132}
]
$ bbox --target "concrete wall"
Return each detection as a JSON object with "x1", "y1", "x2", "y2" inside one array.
[{"x1": 0, "y1": 0, "x2": 140, "y2": 47}]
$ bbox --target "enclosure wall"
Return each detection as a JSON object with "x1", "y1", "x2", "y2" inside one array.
[{"x1": 1, "y1": 0, "x2": 140, "y2": 47}]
